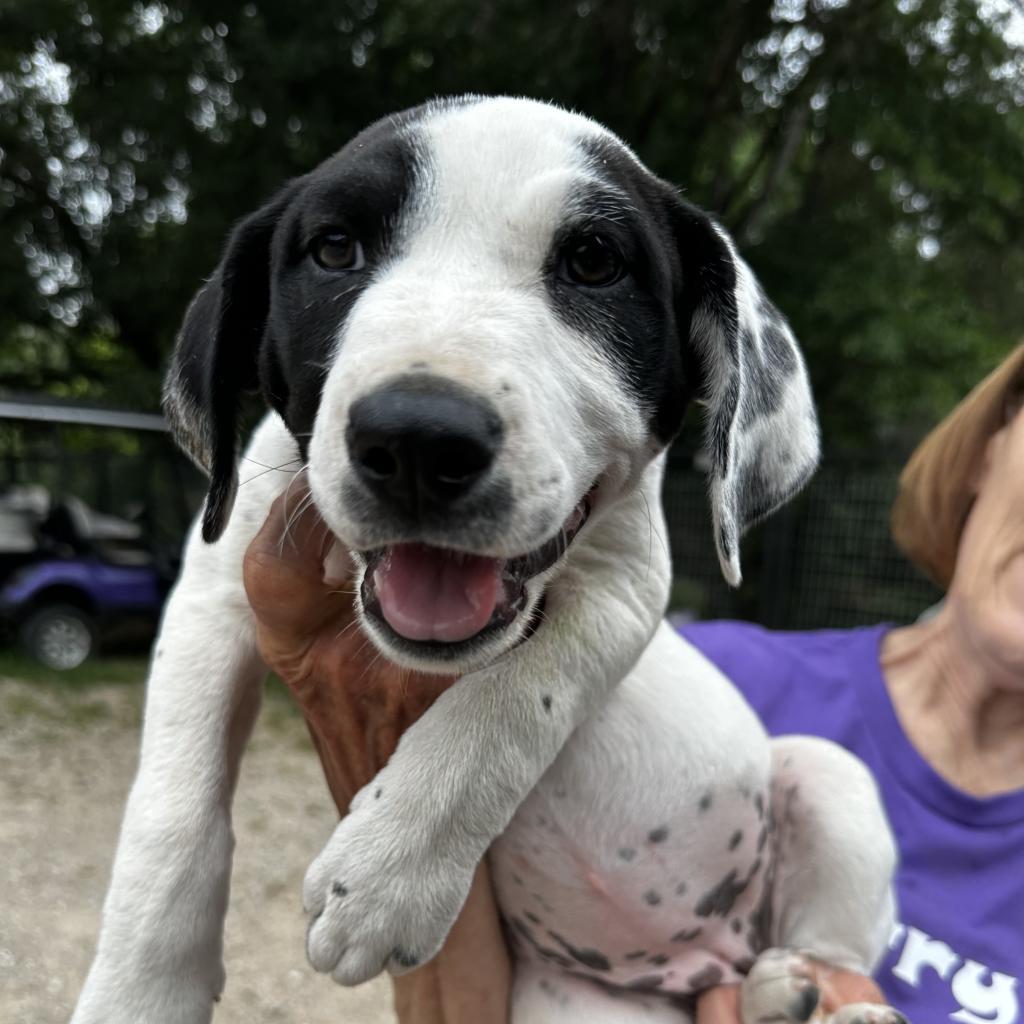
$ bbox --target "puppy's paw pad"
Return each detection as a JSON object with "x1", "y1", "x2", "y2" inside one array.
[
  {"x1": 829, "y1": 1007, "x2": 909, "y2": 1024},
  {"x1": 740, "y1": 948, "x2": 821, "y2": 1023}
]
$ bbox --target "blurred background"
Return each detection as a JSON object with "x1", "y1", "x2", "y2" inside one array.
[
  {"x1": 3, "y1": 0, "x2": 1024, "y2": 659},
  {"x1": 0, "y1": 1, "x2": 1021, "y2": 1020}
]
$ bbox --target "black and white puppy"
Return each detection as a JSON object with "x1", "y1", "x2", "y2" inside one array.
[{"x1": 73, "y1": 97, "x2": 904, "y2": 1024}]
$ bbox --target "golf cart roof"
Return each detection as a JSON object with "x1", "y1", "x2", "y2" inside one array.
[{"x1": 0, "y1": 393, "x2": 167, "y2": 433}]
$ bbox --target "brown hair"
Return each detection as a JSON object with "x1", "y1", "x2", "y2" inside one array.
[{"x1": 891, "y1": 344, "x2": 1024, "y2": 589}]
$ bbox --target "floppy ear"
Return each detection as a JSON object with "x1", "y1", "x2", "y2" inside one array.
[
  {"x1": 669, "y1": 198, "x2": 820, "y2": 586},
  {"x1": 163, "y1": 184, "x2": 296, "y2": 543}
]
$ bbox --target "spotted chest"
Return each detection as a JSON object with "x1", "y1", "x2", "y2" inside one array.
[{"x1": 491, "y1": 746, "x2": 776, "y2": 998}]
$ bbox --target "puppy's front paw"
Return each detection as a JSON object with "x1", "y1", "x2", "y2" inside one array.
[
  {"x1": 739, "y1": 948, "x2": 910, "y2": 1024},
  {"x1": 740, "y1": 948, "x2": 821, "y2": 1023},
  {"x1": 302, "y1": 807, "x2": 472, "y2": 985}
]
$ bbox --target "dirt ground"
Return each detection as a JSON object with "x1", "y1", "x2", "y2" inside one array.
[{"x1": 0, "y1": 674, "x2": 396, "y2": 1024}]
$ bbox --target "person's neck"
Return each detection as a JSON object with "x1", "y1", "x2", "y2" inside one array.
[{"x1": 882, "y1": 607, "x2": 1024, "y2": 798}]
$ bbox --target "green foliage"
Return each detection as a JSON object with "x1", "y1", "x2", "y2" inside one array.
[{"x1": 1, "y1": 0, "x2": 1021, "y2": 450}]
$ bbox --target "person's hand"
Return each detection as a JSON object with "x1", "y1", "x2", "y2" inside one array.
[
  {"x1": 243, "y1": 478, "x2": 512, "y2": 1023},
  {"x1": 242, "y1": 476, "x2": 455, "y2": 798},
  {"x1": 695, "y1": 961, "x2": 889, "y2": 1022}
]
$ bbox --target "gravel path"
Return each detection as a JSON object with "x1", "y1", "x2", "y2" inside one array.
[{"x1": 0, "y1": 676, "x2": 396, "y2": 1024}]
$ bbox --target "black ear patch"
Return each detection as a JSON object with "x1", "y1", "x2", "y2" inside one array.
[
  {"x1": 667, "y1": 195, "x2": 820, "y2": 585},
  {"x1": 163, "y1": 183, "x2": 298, "y2": 542}
]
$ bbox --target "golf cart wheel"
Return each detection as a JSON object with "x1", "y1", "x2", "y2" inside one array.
[{"x1": 21, "y1": 604, "x2": 96, "y2": 670}]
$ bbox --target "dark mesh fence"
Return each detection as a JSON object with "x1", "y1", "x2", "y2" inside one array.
[
  {"x1": 0, "y1": 422, "x2": 203, "y2": 552},
  {"x1": 662, "y1": 456, "x2": 943, "y2": 630}
]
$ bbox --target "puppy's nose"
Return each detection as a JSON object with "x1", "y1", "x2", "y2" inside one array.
[{"x1": 346, "y1": 378, "x2": 503, "y2": 513}]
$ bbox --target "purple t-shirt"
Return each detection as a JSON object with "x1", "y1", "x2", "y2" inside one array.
[{"x1": 680, "y1": 620, "x2": 1024, "y2": 1024}]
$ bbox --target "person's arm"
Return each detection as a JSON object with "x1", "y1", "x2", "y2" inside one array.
[{"x1": 242, "y1": 483, "x2": 512, "y2": 1024}]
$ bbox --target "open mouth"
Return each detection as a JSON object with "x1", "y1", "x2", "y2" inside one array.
[{"x1": 360, "y1": 489, "x2": 594, "y2": 651}]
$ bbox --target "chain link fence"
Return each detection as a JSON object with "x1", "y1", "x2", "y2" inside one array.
[{"x1": 663, "y1": 456, "x2": 943, "y2": 630}]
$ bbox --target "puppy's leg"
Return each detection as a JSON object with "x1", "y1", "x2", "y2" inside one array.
[
  {"x1": 739, "y1": 737, "x2": 902, "y2": 1024},
  {"x1": 72, "y1": 417, "x2": 296, "y2": 1024},
  {"x1": 512, "y1": 964, "x2": 694, "y2": 1024},
  {"x1": 766, "y1": 736, "x2": 897, "y2": 972},
  {"x1": 302, "y1": 467, "x2": 672, "y2": 985},
  {"x1": 71, "y1": 549, "x2": 263, "y2": 1024}
]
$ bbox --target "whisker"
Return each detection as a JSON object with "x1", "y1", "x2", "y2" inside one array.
[
  {"x1": 353, "y1": 639, "x2": 386, "y2": 688},
  {"x1": 239, "y1": 458, "x2": 303, "y2": 487},
  {"x1": 241, "y1": 455, "x2": 302, "y2": 470},
  {"x1": 280, "y1": 491, "x2": 317, "y2": 554},
  {"x1": 316, "y1": 518, "x2": 344, "y2": 564},
  {"x1": 277, "y1": 466, "x2": 313, "y2": 553},
  {"x1": 638, "y1": 489, "x2": 654, "y2": 581},
  {"x1": 332, "y1": 616, "x2": 364, "y2": 642}
]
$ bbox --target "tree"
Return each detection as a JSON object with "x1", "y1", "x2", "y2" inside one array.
[{"x1": 1, "y1": 0, "x2": 1021, "y2": 450}]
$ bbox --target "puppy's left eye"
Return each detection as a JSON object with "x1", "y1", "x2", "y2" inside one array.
[
  {"x1": 311, "y1": 231, "x2": 365, "y2": 271},
  {"x1": 561, "y1": 235, "x2": 624, "y2": 287}
]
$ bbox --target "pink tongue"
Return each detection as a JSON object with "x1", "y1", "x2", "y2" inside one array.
[{"x1": 374, "y1": 544, "x2": 503, "y2": 643}]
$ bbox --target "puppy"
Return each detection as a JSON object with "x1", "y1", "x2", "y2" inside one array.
[{"x1": 73, "y1": 97, "x2": 904, "y2": 1024}]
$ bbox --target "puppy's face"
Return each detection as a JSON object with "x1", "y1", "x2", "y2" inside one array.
[
  {"x1": 166, "y1": 97, "x2": 819, "y2": 673},
  {"x1": 300, "y1": 101, "x2": 677, "y2": 669}
]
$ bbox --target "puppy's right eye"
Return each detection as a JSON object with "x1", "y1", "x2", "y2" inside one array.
[
  {"x1": 560, "y1": 235, "x2": 625, "y2": 288},
  {"x1": 311, "y1": 231, "x2": 365, "y2": 271}
]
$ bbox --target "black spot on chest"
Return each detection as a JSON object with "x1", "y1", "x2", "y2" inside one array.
[
  {"x1": 626, "y1": 973, "x2": 665, "y2": 991},
  {"x1": 547, "y1": 931, "x2": 612, "y2": 972},
  {"x1": 695, "y1": 869, "x2": 748, "y2": 918}
]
